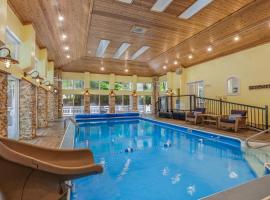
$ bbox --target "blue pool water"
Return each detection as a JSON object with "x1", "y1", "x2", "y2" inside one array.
[{"x1": 71, "y1": 118, "x2": 260, "y2": 200}]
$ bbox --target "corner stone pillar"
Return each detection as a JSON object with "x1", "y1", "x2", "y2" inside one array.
[
  {"x1": 47, "y1": 91, "x2": 55, "y2": 121},
  {"x1": 84, "y1": 94, "x2": 90, "y2": 113},
  {"x1": 152, "y1": 76, "x2": 159, "y2": 114},
  {"x1": 0, "y1": 72, "x2": 8, "y2": 137},
  {"x1": 37, "y1": 87, "x2": 48, "y2": 128},
  {"x1": 19, "y1": 79, "x2": 37, "y2": 139},
  {"x1": 109, "y1": 95, "x2": 115, "y2": 113},
  {"x1": 132, "y1": 95, "x2": 138, "y2": 112}
]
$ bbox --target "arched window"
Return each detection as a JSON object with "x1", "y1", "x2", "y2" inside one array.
[{"x1": 227, "y1": 76, "x2": 240, "y2": 95}]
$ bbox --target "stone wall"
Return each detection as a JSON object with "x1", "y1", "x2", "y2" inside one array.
[
  {"x1": 37, "y1": 87, "x2": 48, "y2": 128},
  {"x1": 152, "y1": 76, "x2": 159, "y2": 114},
  {"x1": 132, "y1": 95, "x2": 138, "y2": 112},
  {"x1": 47, "y1": 91, "x2": 55, "y2": 121},
  {"x1": 109, "y1": 95, "x2": 115, "y2": 113},
  {"x1": 19, "y1": 79, "x2": 37, "y2": 139},
  {"x1": 0, "y1": 72, "x2": 8, "y2": 137},
  {"x1": 84, "y1": 94, "x2": 90, "y2": 113}
]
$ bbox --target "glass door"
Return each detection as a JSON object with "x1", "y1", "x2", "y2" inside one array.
[{"x1": 7, "y1": 76, "x2": 19, "y2": 139}]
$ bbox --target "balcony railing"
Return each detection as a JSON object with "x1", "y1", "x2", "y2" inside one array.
[{"x1": 63, "y1": 106, "x2": 84, "y2": 116}]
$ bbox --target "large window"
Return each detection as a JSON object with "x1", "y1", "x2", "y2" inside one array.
[
  {"x1": 138, "y1": 95, "x2": 152, "y2": 113},
  {"x1": 115, "y1": 95, "x2": 131, "y2": 112},
  {"x1": 62, "y1": 80, "x2": 84, "y2": 89},
  {"x1": 114, "y1": 82, "x2": 131, "y2": 91},
  {"x1": 62, "y1": 94, "x2": 84, "y2": 115},
  {"x1": 90, "y1": 81, "x2": 109, "y2": 90},
  {"x1": 5, "y1": 28, "x2": 20, "y2": 60},
  {"x1": 160, "y1": 81, "x2": 168, "y2": 92},
  {"x1": 137, "y1": 83, "x2": 152, "y2": 92},
  {"x1": 90, "y1": 94, "x2": 109, "y2": 113}
]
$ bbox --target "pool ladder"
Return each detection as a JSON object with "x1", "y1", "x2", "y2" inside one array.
[{"x1": 245, "y1": 128, "x2": 270, "y2": 149}]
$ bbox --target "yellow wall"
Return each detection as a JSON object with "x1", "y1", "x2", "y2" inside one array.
[
  {"x1": 0, "y1": 3, "x2": 54, "y2": 91},
  {"x1": 181, "y1": 42, "x2": 270, "y2": 109}
]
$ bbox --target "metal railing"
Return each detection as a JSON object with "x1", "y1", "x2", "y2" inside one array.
[
  {"x1": 63, "y1": 106, "x2": 84, "y2": 116},
  {"x1": 245, "y1": 128, "x2": 270, "y2": 149},
  {"x1": 158, "y1": 95, "x2": 269, "y2": 130}
]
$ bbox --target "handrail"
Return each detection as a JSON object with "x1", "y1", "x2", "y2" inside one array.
[
  {"x1": 64, "y1": 117, "x2": 80, "y2": 131},
  {"x1": 245, "y1": 128, "x2": 270, "y2": 149}
]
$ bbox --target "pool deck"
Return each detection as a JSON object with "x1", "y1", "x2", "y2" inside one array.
[{"x1": 20, "y1": 115, "x2": 270, "y2": 148}]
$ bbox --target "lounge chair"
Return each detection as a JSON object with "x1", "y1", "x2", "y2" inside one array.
[
  {"x1": 185, "y1": 108, "x2": 206, "y2": 124},
  {"x1": 0, "y1": 137, "x2": 103, "y2": 200},
  {"x1": 218, "y1": 110, "x2": 247, "y2": 132}
]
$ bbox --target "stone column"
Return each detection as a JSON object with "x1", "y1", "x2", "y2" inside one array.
[
  {"x1": 37, "y1": 87, "x2": 48, "y2": 128},
  {"x1": 19, "y1": 79, "x2": 37, "y2": 139},
  {"x1": 54, "y1": 90, "x2": 59, "y2": 119},
  {"x1": 152, "y1": 76, "x2": 159, "y2": 114},
  {"x1": 47, "y1": 91, "x2": 55, "y2": 121},
  {"x1": 0, "y1": 72, "x2": 8, "y2": 137},
  {"x1": 54, "y1": 69, "x2": 62, "y2": 118},
  {"x1": 109, "y1": 95, "x2": 115, "y2": 113},
  {"x1": 84, "y1": 94, "x2": 90, "y2": 113},
  {"x1": 132, "y1": 95, "x2": 138, "y2": 112}
]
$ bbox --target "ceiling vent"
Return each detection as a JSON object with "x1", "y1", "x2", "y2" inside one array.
[{"x1": 131, "y1": 26, "x2": 147, "y2": 34}]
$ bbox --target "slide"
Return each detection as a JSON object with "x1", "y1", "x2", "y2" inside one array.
[{"x1": 0, "y1": 137, "x2": 103, "y2": 200}]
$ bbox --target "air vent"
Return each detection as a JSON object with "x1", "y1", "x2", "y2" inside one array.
[{"x1": 131, "y1": 26, "x2": 147, "y2": 34}]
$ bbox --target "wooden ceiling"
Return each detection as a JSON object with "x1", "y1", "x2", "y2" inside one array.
[{"x1": 8, "y1": 0, "x2": 270, "y2": 76}]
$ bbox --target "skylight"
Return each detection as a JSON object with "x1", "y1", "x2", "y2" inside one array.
[
  {"x1": 113, "y1": 43, "x2": 131, "y2": 59},
  {"x1": 179, "y1": 0, "x2": 213, "y2": 19},
  {"x1": 96, "y1": 39, "x2": 110, "y2": 58},
  {"x1": 131, "y1": 46, "x2": 150, "y2": 60},
  {"x1": 151, "y1": 0, "x2": 173, "y2": 12}
]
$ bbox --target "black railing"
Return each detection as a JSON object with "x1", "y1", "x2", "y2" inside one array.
[{"x1": 157, "y1": 95, "x2": 269, "y2": 130}]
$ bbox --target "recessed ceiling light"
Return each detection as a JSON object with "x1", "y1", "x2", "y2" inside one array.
[
  {"x1": 66, "y1": 55, "x2": 70, "y2": 59},
  {"x1": 100, "y1": 67, "x2": 105, "y2": 71},
  {"x1": 64, "y1": 46, "x2": 69, "y2": 51},
  {"x1": 234, "y1": 35, "x2": 240, "y2": 41},
  {"x1": 58, "y1": 15, "x2": 64, "y2": 21},
  {"x1": 113, "y1": 43, "x2": 131, "y2": 59},
  {"x1": 131, "y1": 46, "x2": 150, "y2": 60},
  {"x1": 174, "y1": 60, "x2": 178, "y2": 65},
  {"x1": 163, "y1": 65, "x2": 167, "y2": 69},
  {"x1": 62, "y1": 34, "x2": 67, "y2": 40},
  {"x1": 179, "y1": 0, "x2": 213, "y2": 19},
  {"x1": 96, "y1": 39, "x2": 110, "y2": 58},
  {"x1": 188, "y1": 54, "x2": 193, "y2": 59},
  {"x1": 124, "y1": 69, "x2": 129, "y2": 72},
  {"x1": 207, "y1": 46, "x2": 213, "y2": 52},
  {"x1": 117, "y1": 0, "x2": 134, "y2": 4},
  {"x1": 151, "y1": 0, "x2": 173, "y2": 12}
]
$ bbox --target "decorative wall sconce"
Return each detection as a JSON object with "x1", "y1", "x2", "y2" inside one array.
[
  {"x1": 41, "y1": 80, "x2": 53, "y2": 90},
  {"x1": 24, "y1": 71, "x2": 44, "y2": 84},
  {"x1": 0, "y1": 46, "x2": 19, "y2": 68},
  {"x1": 84, "y1": 89, "x2": 90, "y2": 96},
  {"x1": 54, "y1": 88, "x2": 58, "y2": 93},
  {"x1": 166, "y1": 89, "x2": 174, "y2": 96},
  {"x1": 131, "y1": 90, "x2": 137, "y2": 97},
  {"x1": 109, "y1": 89, "x2": 115, "y2": 97}
]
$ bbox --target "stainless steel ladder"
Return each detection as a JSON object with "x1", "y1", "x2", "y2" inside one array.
[{"x1": 245, "y1": 128, "x2": 270, "y2": 149}]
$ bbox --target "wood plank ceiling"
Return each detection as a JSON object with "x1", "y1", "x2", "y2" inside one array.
[{"x1": 7, "y1": 0, "x2": 270, "y2": 76}]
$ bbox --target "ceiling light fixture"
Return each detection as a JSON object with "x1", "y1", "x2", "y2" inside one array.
[
  {"x1": 188, "y1": 54, "x2": 193, "y2": 59},
  {"x1": 151, "y1": 0, "x2": 173, "y2": 12},
  {"x1": 66, "y1": 55, "x2": 70, "y2": 59},
  {"x1": 234, "y1": 35, "x2": 240, "y2": 41},
  {"x1": 100, "y1": 67, "x2": 105, "y2": 71},
  {"x1": 131, "y1": 46, "x2": 150, "y2": 60},
  {"x1": 64, "y1": 46, "x2": 69, "y2": 51},
  {"x1": 62, "y1": 34, "x2": 67, "y2": 40},
  {"x1": 163, "y1": 65, "x2": 167, "y2": 70},
  {"x1": 96, "y1": 39, "x2": 110, "y2": 58},
  {"x1": 113, "y1": 43, "x2": 131, "y2": 59},
  {"x1": 207, "y1": 46, "x2": 213, "y2": 52},
  {"x1": 174, "y1": 60, "x2": 178, "y2": 65},
  {"x1": 58, "y1": 15, "x2": 64, "y2": 21},
  {"x1": 125, "y1": 69, "x2": 129, "y2": 73},
  {"x1": 179, "y1": 0, "x2": 213, "y2": 19}
]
